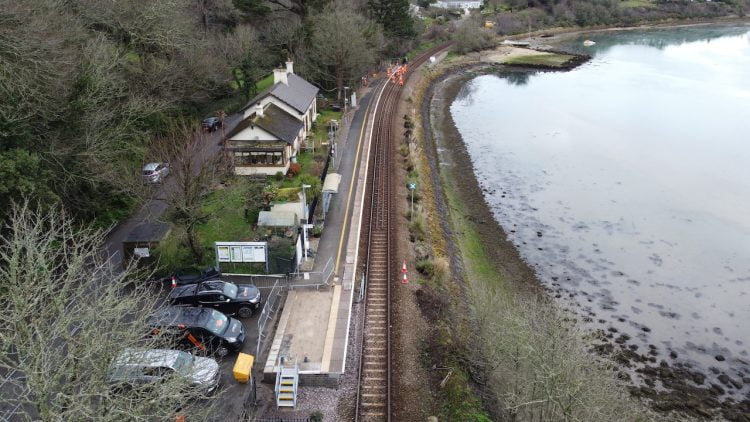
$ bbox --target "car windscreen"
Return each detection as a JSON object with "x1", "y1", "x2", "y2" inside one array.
[
  {"x1": 206, "y1": 310, "x2": 229, "y2": 336},
  {"x1": 173, "y1": 351, "x2": 193, "y2": 375},
  {"x1": 222, "y1": 283, "x2": 238, "y2": 299}
]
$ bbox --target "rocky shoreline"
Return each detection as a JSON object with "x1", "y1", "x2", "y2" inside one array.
[{"x1": 422, "y1": 56, "x2": 750, "y2": 420}]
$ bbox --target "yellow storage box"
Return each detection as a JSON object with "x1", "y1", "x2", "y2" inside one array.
[{"x1": 233, "y1": 353, "x2": 254, "y2": 383}]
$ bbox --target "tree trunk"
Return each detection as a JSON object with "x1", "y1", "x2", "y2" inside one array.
[{"x1": 336, "y1": 67, "x2": 344, "y2": 100}]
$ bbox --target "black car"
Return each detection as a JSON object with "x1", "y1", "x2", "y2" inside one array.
[
  {"x1": 149, "y1": 306, "x2": 245, "y2": 358},
  {"x1": 201, "y1": 117, "x2": 222, "y2": 132},
  {"x1": 168, "y1": 280, "x2": 261, "y2": 318},
  {"x1": 162, "y1": 267, "x2": 221, "y2": 286}
]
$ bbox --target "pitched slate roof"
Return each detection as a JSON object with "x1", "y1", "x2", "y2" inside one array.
[
  {"x1": 227, "y1": 103, "x2": 303, "y2": 145},
  {"x1": 242, "y1": 73, "x2": 319, "y2": 115},
  {"x1": 255, "y1": 104, "x2": 304, "y2": 144}
]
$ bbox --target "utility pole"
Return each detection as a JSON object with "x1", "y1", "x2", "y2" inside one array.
[
  {"x1": 343, "y1": 86, "x2": 350, "y2": 122},
  {"x1": 408, "y1": 183, "x2": 416, "y2": 220}
]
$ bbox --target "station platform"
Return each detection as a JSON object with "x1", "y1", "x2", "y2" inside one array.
[
  {"x1": 262, "y1": 285, "x2": 353, "y2": 386},
  {"x1": 262, "y1": 82, "x2": 381, "y2": 386}
]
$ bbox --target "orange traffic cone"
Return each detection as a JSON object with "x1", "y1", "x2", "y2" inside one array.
[
  {"x1": 402, "y1": 273, "x2": 409, "y2": 284},
  {"x1": 402, "y1": 260, "x2": 408, "y2": 274},
  {"x1": 171, "y1": 276, "x2": 177, "y2": 289}
]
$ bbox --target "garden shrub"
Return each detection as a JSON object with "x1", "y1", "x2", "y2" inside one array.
[{"x1": 288, "y1": 163, "x2": 302, "y2": 176}]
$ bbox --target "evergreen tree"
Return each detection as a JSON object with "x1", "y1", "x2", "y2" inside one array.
[{"x1": 368, "y1": 0, "x2": 416, "y2": 40}]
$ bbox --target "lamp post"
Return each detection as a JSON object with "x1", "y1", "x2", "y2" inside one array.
[
  {"x1": 301, "y1": 184, "x2": 311, "y2": 223},
  {"x1": 343, "y1": 86, "x2": 350, "y2": 118}
]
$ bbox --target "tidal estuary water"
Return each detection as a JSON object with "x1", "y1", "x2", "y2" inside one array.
[{"x1": 451, "y1": 25, "x2": 750, "y2": 395}]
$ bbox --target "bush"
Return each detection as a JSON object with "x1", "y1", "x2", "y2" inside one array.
[
  {"x1": 453, "y1": 20, "x2": 495, "y2": 54},
  {"x1": 468, "y1": 283, "x2": 648, "y2": 421},
  {"x1": 288, "y1": 163, "x2": 301, "y2": 176},
  {"x1": 274, "y1": 171, "x2": 284, "y2": 181},
  {"x1": 416, "y1": 259, "x2": 435, "y2": 277},
  {"x1": 298, "y1": 174, "x2": 322, "y2": 198},
  {"x1": 409, "y1": 212, "x2": 426, "y2": 242},
  {"x1": 399, "y1": 144, "x2": 410, "y2": 157}
]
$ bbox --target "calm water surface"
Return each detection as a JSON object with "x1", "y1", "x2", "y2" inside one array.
[{"x1": 451, "y1": 26, "x2": 750, "y2": 384}]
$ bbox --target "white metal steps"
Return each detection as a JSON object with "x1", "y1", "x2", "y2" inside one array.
[{"x1": 275, "y1": 358, "x2": 299, "y2": 408}]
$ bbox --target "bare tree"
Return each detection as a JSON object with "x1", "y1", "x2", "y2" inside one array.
[
  {"x1": 156, "y1": 125, "x2": 223, "y2": 263},
  {"x1": 303, "y1": 0, "x2": 384, "y2": 99},
  {"x1": 0, "y1": 202, "x2": 221, "y2": 421},
  {"x1": 466, "y1": 281, "x2": 649, "y2": 421}
]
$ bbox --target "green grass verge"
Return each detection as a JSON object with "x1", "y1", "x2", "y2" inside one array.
[
  {"x1": 155, "y1": 181, "x2": 255, "y2": 270},
  {"x1": 255, "y1": 74, "x2": 274, "y2": 93},
  {"x1": 504, "y1": 53, "x2": 575, "y2": 68},
  {"x1": 312, "y1": 110, "x2": 343, "y2": 144},
  {"x1": 619, "y1": 0, "x2": 656, "y2": 8},
  {"x1": 196, "y1": 183, "x2": 254, "y2": 246},
  {"x1": 408, "y1": 40, "x2": 438, "y2": 61}
]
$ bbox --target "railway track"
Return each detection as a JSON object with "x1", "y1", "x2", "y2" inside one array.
[{"x1": 355, "y1": 42, "x2": 453, "y2": 422}]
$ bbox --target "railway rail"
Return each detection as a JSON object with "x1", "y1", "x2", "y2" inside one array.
[{"x1": 355, "y1": 42, "x2": 453, "y2": 422}]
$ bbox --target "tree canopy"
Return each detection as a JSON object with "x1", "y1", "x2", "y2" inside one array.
[{"x1": 368, "y1": 0, "x2": 416, "y2": 41}]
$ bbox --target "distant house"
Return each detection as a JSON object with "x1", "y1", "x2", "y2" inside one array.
[
  {"x1": 226, "y1": 62, "x2": 319, "y2": 176},
  {"x1": 433, "y1": 0, "x2": 482, "y2": 8}
]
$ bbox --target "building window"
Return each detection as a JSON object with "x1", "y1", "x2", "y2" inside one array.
[{"x1": 234, "y1": 151, "x2": 284, "y2": 166}]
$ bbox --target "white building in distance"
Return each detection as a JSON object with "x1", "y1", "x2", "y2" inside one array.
[{"x1": 432, "y1": 0, "x2": 482, "y2": 8}]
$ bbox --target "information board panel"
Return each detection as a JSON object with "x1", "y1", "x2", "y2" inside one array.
[{"x1": 215, "y1": 242, "x2": 267, "y2": 263}]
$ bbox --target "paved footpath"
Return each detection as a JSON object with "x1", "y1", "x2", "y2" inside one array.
[{"x1": 311, "y1": 84, "x2": 378, "y2": 278}]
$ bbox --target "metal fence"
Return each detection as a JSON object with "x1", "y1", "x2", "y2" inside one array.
[
  {"x1": 290, "y1": 257, "x2": 334, "y2": 290},
  {"x1": 306, "y1": 145, "x2": 333, "y2": 224},
  {"x1": 228, "y1": 274, "x2": 291, "y2": 290},
  {"x1": 256, "y1": 279, "x2": 284, "y2": 358}
]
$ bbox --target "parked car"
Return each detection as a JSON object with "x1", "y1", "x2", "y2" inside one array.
[
  {"x1": 201, "y1": 117, "x2": 222, "y2": 132},
  {"x1": 142, "y1": 162, "x2": 170, "y2": 184},
  {"x1": 148, "y1": 306, "x2": 245, "y2": 358},
  {"x1": 162, "y1": 266, "x2": 221, "y2": 286},
  {"x1": 107, "y1": 348, "x2": 219, "y2": 395},
  {"x1": 168, "y1": 280, "x2": 261, "y2": 318}
]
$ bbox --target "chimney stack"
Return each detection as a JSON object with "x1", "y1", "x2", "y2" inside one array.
[
  {"x1": 286, "y1": 61, "x2": 294, "y2": 75},
  {"x1": 255, "y1": 103, "x2": 264, "y2": 118},
  {"x1": 273, "y1": 68, "x2": 288, "y2": 85}
]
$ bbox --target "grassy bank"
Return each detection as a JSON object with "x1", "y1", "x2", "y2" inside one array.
[{"x1": 504, "y1": 52, "x2": 576, "y2": 68}]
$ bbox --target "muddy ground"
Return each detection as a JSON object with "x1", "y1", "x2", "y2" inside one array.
[{"x1": 420, "y1": 61, "x2": 750, "y2": 421}]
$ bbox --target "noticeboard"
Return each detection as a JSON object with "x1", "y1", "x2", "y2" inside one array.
[{"x1": 215, "y1": 242, "x2": 267, "y2": 263}]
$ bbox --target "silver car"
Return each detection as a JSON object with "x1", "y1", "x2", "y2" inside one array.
[
  {"x1": 107, "y1": 348, "x2": 219, "y2": 394},
  {"x1": 142, "y1": 162, "x2": 170, "y2": 184}
]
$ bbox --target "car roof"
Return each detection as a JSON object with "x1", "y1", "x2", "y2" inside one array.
[
  {"x1": 198, "y1": 280, "x2": 228, "y2": 292},
  {"x1": 143, "y1": 163, "x2": 161, "y2": 171},
  {"x1": 168, "y1": 280, "x2": 226, "y2": 299},
  {"x1": 150, "y1": 306, "x2": 216, "y2": 328},
  {"x1": 113, "y1": 348, "x2": 186, "y2": 368},
  {"x1": 108, "y1": 349, "x2": 189, "y2": 381},
  {"x1": 203, "y1": 117, "x2": 219, "y2": 122}
]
